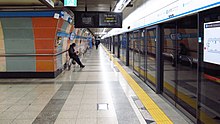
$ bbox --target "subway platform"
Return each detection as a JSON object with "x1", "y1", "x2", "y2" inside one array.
[{"x1": 0, "y1": 45, "x2": 193, "y2": 124}]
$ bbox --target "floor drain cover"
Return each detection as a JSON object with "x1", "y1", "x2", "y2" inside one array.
[{"x1": 97, "y1": 103, "x2": 109, "y2": 110}]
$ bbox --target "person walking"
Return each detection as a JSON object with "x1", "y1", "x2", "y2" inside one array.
[{"x1": 95, "y1": 40, "x2": 100, "y2": 50}]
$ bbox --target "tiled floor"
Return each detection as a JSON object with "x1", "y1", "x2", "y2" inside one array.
[{"x1": 0, "y1": 46, "x2": 192, "y2": 124}]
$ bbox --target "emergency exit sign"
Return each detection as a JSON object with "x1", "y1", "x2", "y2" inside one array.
[{"x1": 64, "y1": 0, "x2": 77, "y2": 6}]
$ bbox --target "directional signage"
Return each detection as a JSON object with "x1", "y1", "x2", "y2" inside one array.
[{"x1": 64, "y1": 0, "x2": 77, "y2": 7}]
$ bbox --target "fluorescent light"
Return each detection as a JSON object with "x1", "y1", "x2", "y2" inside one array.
[
  {"x1": 102, "y1": 28, "x2": 106, "y2": 34},
  {"x1": 114, "y1": 0, "x2": 132, "y2": 12}
]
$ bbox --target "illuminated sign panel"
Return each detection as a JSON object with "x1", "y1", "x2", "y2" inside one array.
[
  {"x1": 204, "y1": 21, "x2": 220, "y2": 65},
  {"x1": 99, "y1": 13, "x2": 122, "y2": 27},
  {"x1": 64, "y1": 0, "x2": 77, "y2": 7},
  {"x1": 74, "y1": 11, "x2": 122, "y2": 28}
]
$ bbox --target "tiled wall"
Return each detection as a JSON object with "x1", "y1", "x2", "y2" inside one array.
[
  {"x1": 0, "y1": 14, "x2": 77, "y2": 73},
  {"x1": 0, "y1": 11, "x2": 92, "y2": 75},
  {"x1": 32, "y1": 17, "x2": 58, "y2": 72},
  {"x1": 1, "y1": 18, "x2": 36, "y2": 72}
]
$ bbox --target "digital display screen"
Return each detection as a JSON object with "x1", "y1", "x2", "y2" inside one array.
[
  {"x1": 204, "y1": 21, "x2": 220, "y2": 65},
  {"x1": 74, "y1": 12, "x2": 96, "y2": 28},
  {"x1": 99, "y1": 13, "x2": 122, "y2": 28},
  {"x1": 74, "y1": 11, "x2": 122, "y2": 28}
]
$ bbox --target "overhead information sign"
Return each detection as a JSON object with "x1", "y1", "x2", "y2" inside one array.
[
  {"x1": 74, "y1": 11, "x2": 122, "y2": 28},
  {"x1": 99, "y1": 13, "x2": 121, "y2": 27},
  {"x1": 64, "y1": 0, "x2": 77, "y2": 7},
  {"x1": 204, "y1": 21, "x2": 220, "y2": 65}
]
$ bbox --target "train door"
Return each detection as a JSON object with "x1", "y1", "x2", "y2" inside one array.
[
  {"x1": 198, "y1": 7, "x2": 220, "y2": 124},
  {"x1": 132, "y1": 30, "x2": 145, "y2": 80},
  {"x1": 118, "y1": 35, "x2": 121, "y2": 58},
  {"x1": 162, "y1": 15, "x2": 198, "y2": 121},
  {"x1": 112, "y1": 36, "x2": 115, "y2": 54},
  {"x1": 114, "y1": 36, "x2": 118, "y2": 56},
  {"x1": 145, "y1": 26, "x2": 159, "y2": 90},
  {"x1": 133, "y1": 30, "x2": 141, "y2": 76},
  {"x1": 120, "y1": 33, "x2": 127, "y2": 64},
  {"x1": 114, "y1": 35, "x2": 120, "y2": 58},
  {"x1": 109, "y1": 37, "x2": 111, "y2": 50},
  {"x1": 129, "y1": 32, "x2": 134, "y2": 68},
  {"x1": 139, "y1": 30, "x2": 146, "y2": 80}
]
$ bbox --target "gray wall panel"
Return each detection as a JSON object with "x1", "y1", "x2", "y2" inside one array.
[
  {"x1": 1, "y1": 18, "x2": 36, "y2": 72},
  {"x1": 6, "y1": 57, "x2": 36, "y2": 72}
]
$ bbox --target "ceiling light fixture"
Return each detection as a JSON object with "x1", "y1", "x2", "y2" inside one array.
[{"x1": 114, "y1": 0, "x2": 132, "y2": 12}]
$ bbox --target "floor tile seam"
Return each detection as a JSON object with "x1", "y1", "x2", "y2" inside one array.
[
  {"x1": 32, "y1": 82, "x2": 75, "y2": 123},
  {"x1": 102, "y1": 45, "x2": 173, "y2": 124}
]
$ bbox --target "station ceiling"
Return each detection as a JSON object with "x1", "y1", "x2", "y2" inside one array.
[{"x1": 0, "y1": 0, "x2": 118, "y2": 37}]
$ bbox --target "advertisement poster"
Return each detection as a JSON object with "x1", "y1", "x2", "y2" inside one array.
[{"x1": 204, "y1": 21, "x2": 220, "y2": 65}]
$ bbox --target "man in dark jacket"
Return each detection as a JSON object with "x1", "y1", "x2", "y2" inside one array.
[
  {"x1": 95, "y1": 40, "x2": 100, "y2": 50},
  {"x1": 68, "y1": 43, "x2": 85, "y2": 68}
]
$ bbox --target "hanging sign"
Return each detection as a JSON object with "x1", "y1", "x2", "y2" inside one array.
[{"x1": 64, "y1": 0, "x2": 77, "y2": 7}]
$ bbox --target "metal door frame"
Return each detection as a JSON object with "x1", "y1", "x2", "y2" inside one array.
[
  {"x1": 139, "y1": 29, "x2": 146, "y2": 81},
  {"x1": 112, "y1": 36, "x2": 115, "y2": 54},
  {"x1": 117, "y1": 34, "x2": 121, "y2": 58},
  {"x1": 144, "y1": 25, "x2": 162, "y2": 93}
]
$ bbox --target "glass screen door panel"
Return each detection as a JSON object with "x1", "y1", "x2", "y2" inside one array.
[
  {"x1": 198, "y1": 7, "x2": 220, "y2": 124},
  {"x1": 129, "y1": 33, "x2": 134, "y2": 68},
  {"x1": 162, "y1": 22, "x2": 176, "y2": 100},
  {"x1": 133, "y1": 31, "x2": 140, "y2": 75},
  {"x1": 176, "y1": 16, "x2": 198, "y2": 118},
  {"x1": 121, "y1": 34, "x2": 127, "y2": 64},
  {"x1": 145, "y1": 28, "x2": 157, "y2": 88},
  {"x1": 114, "y1": 36, "x2": 118, "y2": 57},
  {"x1": 162, "y1": 15, "x2": 198, "y2": 121},
  {"x1": 140, "y1": 31, "x2": 146, "y2": 80}
]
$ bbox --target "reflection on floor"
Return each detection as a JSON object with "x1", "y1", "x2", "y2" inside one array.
[{"x1": 0, "y1": 47, "x2": 190, "y2": 124}]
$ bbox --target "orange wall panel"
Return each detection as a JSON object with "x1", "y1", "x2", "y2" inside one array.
[
  {"x1": 32, "y1": 17, "x2": 58, "y2": 27},
  {"x1": 36, "y1": 55, "x2": 54, "y2": 72},
  {"x1": 36, "y1": 61, "x2": 54, "y2": 72},
  {"x1": 34, "y1": 40, "x2": 55, "y2": 54},
  {"x1": 33, "y1": 28, "x2": 57, "y2": 39},
  {"x1": 32, "y1": 17, "x2": 58, "y2": 72}
]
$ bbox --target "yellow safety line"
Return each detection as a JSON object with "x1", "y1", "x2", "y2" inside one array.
[
  {"x1": 133, "y1": 64, "x2": 217, "y2": 123},
  {"x1": 135, "y1": 65, "x2": 217, "y2": 124},
  {"x1": 102, "y1": 45, "x2": 173, "y2": 124}
]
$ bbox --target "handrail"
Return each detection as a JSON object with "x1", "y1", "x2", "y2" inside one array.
[{"x1": 0, "y1": 50, "x2": 68, "y2": 57}]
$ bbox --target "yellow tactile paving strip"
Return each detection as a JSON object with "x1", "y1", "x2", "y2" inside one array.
[
  {"x1": 133, "y1": 61, "x2": 217, "y2": 124},
  {"x1": 102, "y1": 46, "x2": 173, "y2": 124}
]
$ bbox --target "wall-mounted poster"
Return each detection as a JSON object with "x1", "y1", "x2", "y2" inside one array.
[{"x1": 204, "y1": 21, "x2": 220, "y2": 65}]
